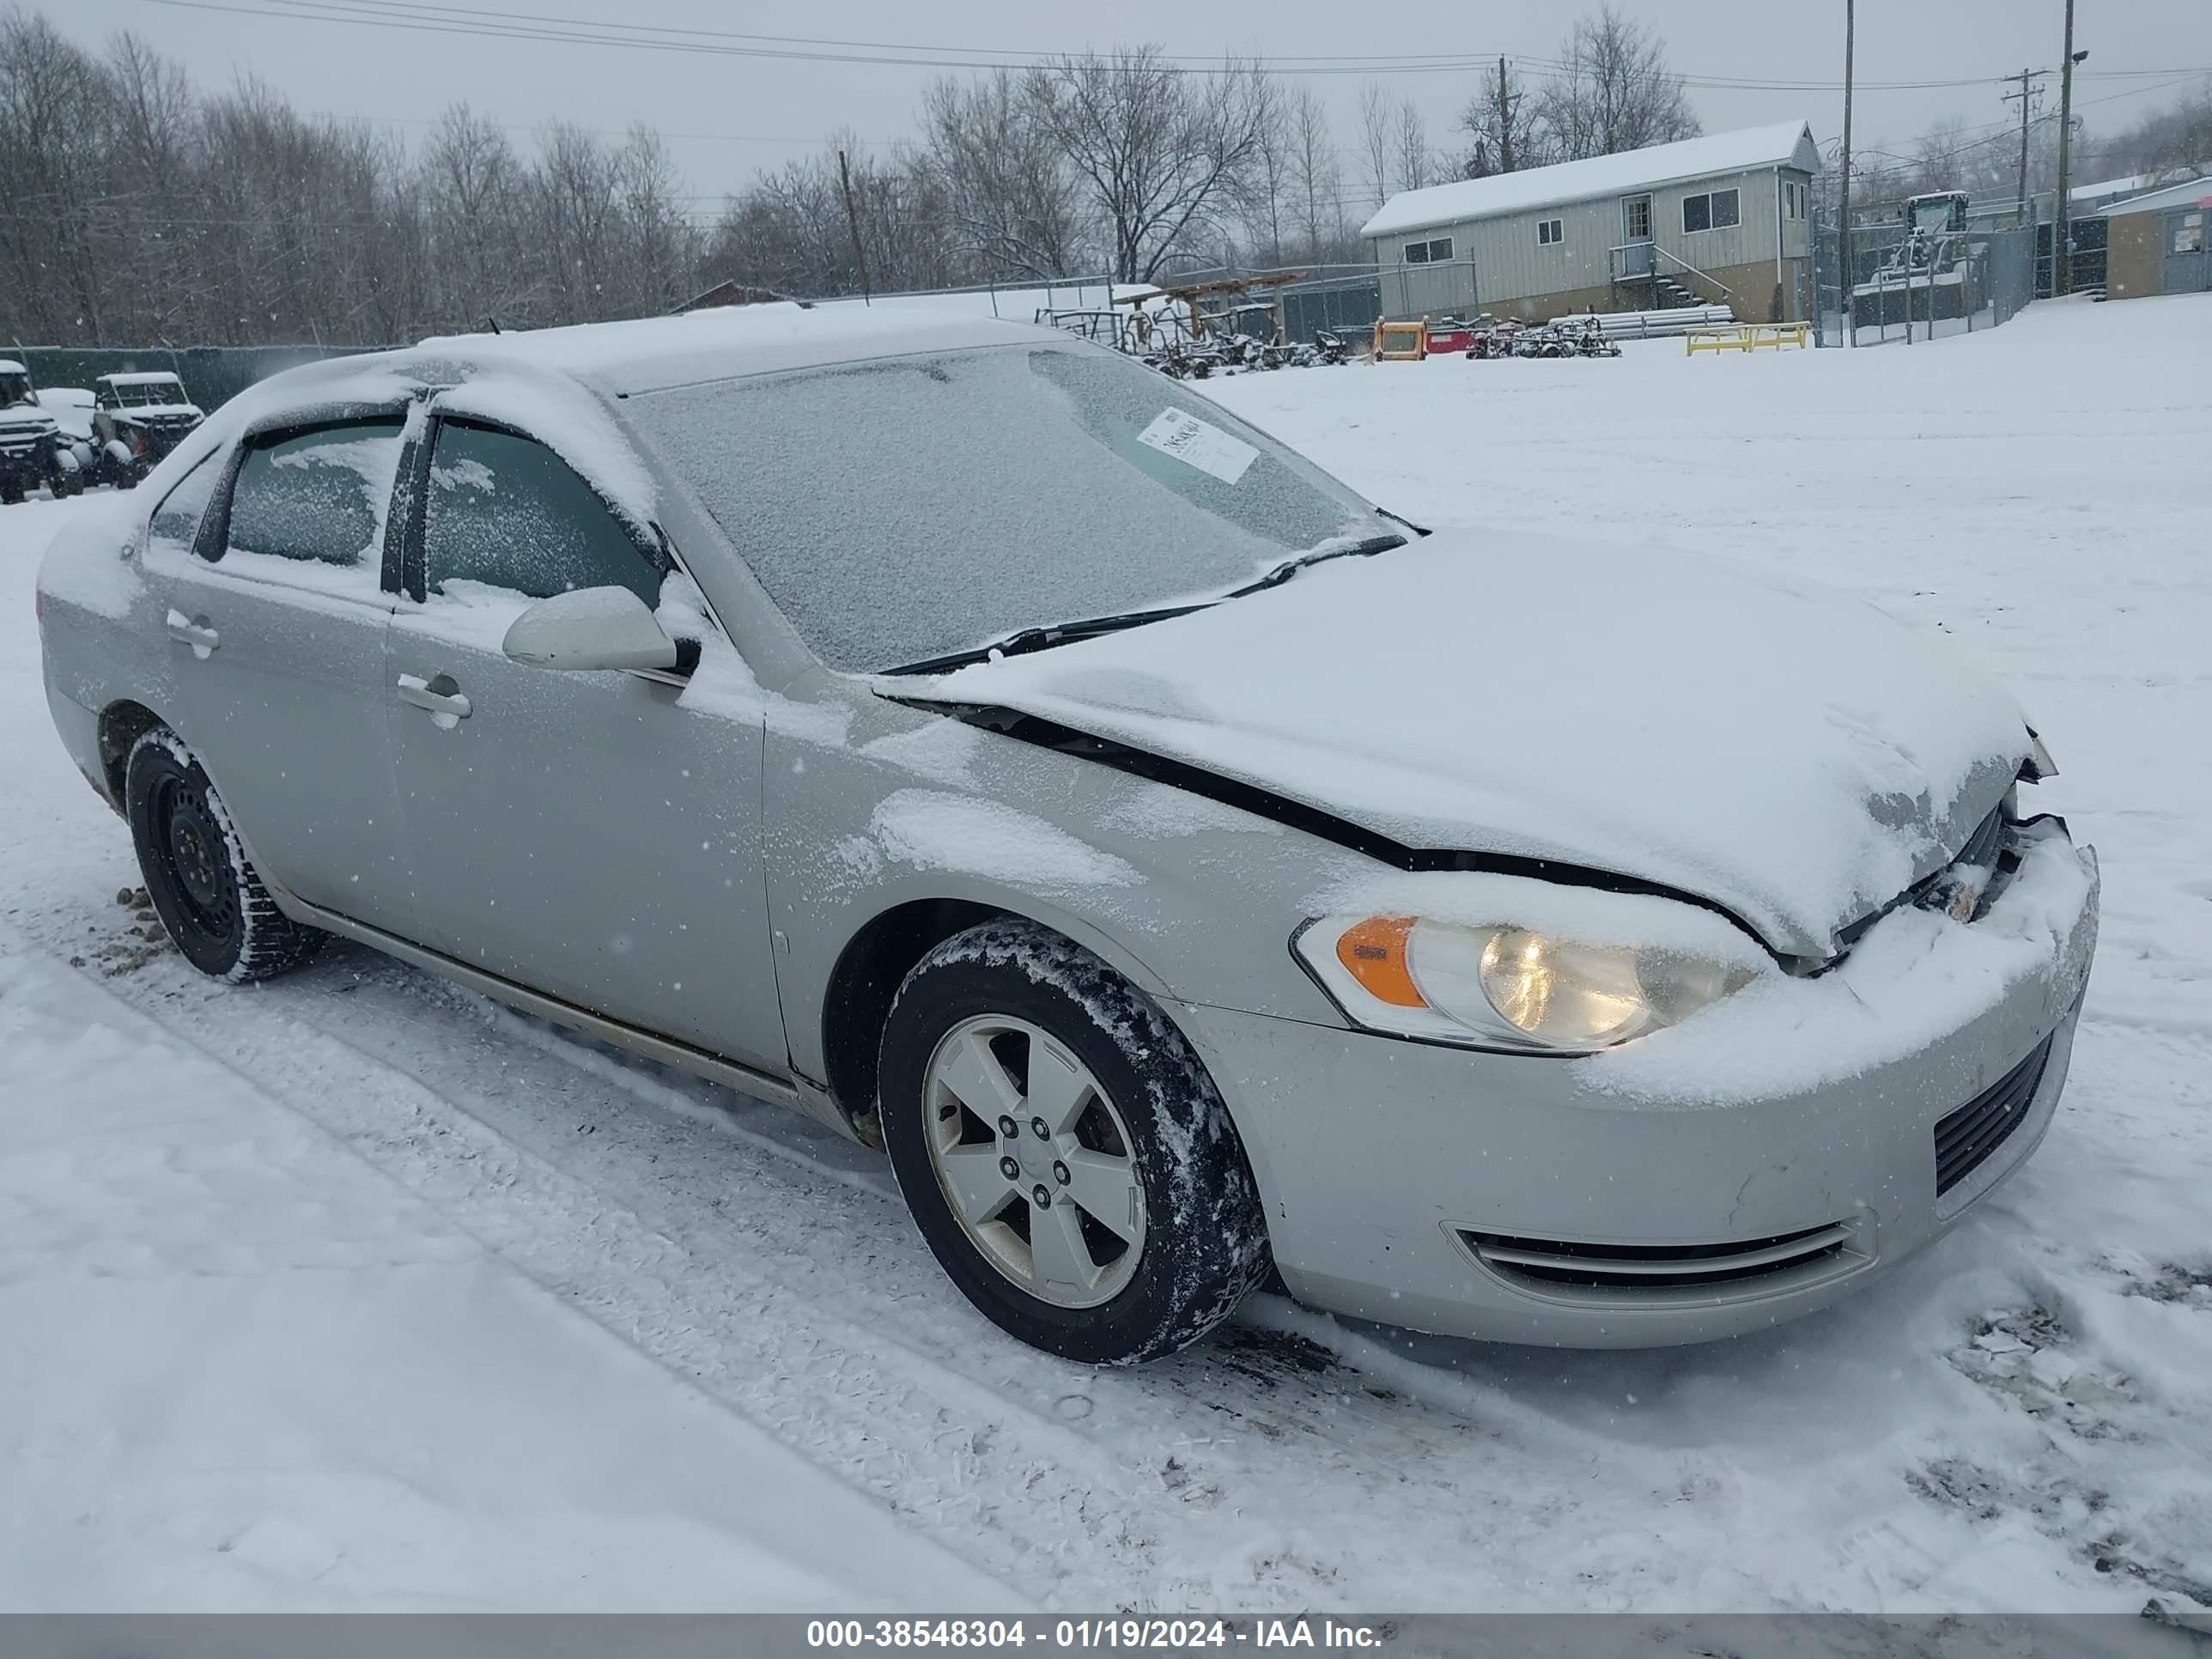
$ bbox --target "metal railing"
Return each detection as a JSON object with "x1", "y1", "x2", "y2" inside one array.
[{"x1": 1606, "y1": 242, "x2": 1733, "y2": 301}]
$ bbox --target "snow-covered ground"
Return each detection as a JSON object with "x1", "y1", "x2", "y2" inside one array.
[{"x1": 3, "y1": 293, "x2": 2209, "y2": 1613}]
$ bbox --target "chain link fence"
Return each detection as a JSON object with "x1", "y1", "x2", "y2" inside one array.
[{"x1": 1811, "y1": 211, "x2": 2038, "y2": 347}]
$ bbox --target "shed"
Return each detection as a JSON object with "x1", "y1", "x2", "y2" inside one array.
[
  {"x1": 2099, "y1": 175, "x2": 2211, "y2": 300},
  {"x1": 1360, "y1": 121, "x2": 1821, "y2": 325}
]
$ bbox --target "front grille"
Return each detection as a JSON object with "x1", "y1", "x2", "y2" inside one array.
[
  {"x1": 1935, "y1": 1032, "x2": 2056, "y2": 1196},
  {"x1": 1462, "y1": 1219, "x2": 1860, "y2": 1297}
]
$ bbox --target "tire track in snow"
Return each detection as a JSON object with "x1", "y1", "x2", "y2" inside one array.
[{"x1": 9, "y1": 888, "x2": 1581, "y2": 1610}]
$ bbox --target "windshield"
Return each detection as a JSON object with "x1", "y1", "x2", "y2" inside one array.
[
  {"x1": 0, "y1": 373, "x2": 30, "y2": 408},
  {"x1": 106, "y1": 378, "x2": 185, "y2": 407},
  {"x1": 629, "y1": 343, "x2": 1389, "y2": 672}
]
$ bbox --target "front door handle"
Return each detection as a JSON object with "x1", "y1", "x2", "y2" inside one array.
[
  {"x1": 397, "y1": 672, "x2": 472, "y2": 726},
  {"x1": 165, "y1": 608, "x2": 219, "y2": 658}
]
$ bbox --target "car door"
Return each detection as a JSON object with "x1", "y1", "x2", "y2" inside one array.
[
  {"x1": 383, "y1": 410, "x2": 785, "y2": 1074},
  {"x1": 141, "y1": 414, "x2": 414, "y2": 930}
]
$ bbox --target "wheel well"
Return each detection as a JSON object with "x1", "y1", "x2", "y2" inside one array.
[
  {"x1": 97, "y1": 700, "x2": 164, "y2": 804},
  {"x1": 822, "y1": 898, "x2": 1003, "y2": 1134}
]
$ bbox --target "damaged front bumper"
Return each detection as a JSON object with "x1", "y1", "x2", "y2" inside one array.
[{"x1": 1173, "y1": 817, "x2": 2100, "y2": 1348}]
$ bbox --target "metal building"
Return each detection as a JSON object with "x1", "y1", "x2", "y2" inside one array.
[
  {"x1": 1360, "y1": 122, "x2": 1821, "y2": 325},
  {"x1": 2100, "y1": 176, "x2": 2211, "y2": 300}
]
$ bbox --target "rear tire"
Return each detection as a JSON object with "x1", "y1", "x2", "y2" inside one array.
[
  {"x1": 125, "y1": 727, "x2": 325, "y2": 982},
  {"x1": 879, "y1": 918, "x2": 1271, "y2": 1364}
]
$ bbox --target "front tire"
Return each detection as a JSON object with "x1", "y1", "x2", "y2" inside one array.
[
  {"x1": 125, "y1": 727, "x2": 325, "y2": 981},
  {"x1": 879, "y1": 919, "x2": 1271, "y2": 1364}
]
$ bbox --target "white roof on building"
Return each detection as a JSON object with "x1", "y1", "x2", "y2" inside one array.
[
  {"x1": 2070, "y1": 173, "x2": 2146, "y2": 203},
  {"x1": 2099, "y1": 175, "x2": 2212, "y2": 216},
  {"x1": 1361, "y1": 121, "x2": 1820, "y2": 240}
]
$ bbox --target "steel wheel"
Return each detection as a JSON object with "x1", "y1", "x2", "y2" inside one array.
[
  {"x1": 921, "y1": 1013, "x2": 1146, "y2": 1309},
  {"x1": 151, "y1": 770, "x2": 242, "y2": 949},
  {"x1": 125, "y1": 727, "x2": 325, "y2": 982}
]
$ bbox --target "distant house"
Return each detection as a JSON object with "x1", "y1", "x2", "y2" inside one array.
[
  {"x1": 1360, "y1": 122, "x2": 1821, "y2": 324},
  {"x1": 2099, "y1": 175, "x2": 2212, "y2": 301},
  {"x1": 678, "y1": 280, "x2": 804, "y2": 313}
]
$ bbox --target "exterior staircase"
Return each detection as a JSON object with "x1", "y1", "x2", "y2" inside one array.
[{"x1": 1650, "y1": 274, "x2": 1702, "y2": 308}]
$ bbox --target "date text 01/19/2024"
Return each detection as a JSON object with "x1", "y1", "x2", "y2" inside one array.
[{"x1": 805, "y1": 1620, "x2": 1388, "y2": 1650}]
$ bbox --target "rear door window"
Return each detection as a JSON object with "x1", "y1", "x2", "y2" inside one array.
[
  {"x1": 216, "y1": 417, "x2": 406, "y2": 593},
  {"x1": 420, "y1": 420, "x2": 666, "y2": 607}
]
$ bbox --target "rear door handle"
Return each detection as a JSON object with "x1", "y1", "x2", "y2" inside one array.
[
  {"x1": 396, "y1": 672, "x2": 472, "y2": 725},
  {"x1": 165, "y1": 608, "x2": 219, "y2": 658}
]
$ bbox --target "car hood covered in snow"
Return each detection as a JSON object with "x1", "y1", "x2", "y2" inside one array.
[{"x1": 903, "y1": 530, "x2": 2032, "y2": 958}]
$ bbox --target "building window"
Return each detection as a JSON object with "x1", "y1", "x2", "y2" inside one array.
[
  {"x1": 1622, "y1": 196, "x2": 1652, "y2": 240},
  {"x1": 1402, "y1": 236, "x2": 1453, "y2": 264},
  {"x1": 1681, "y1": 187, "x2": 1741, "y2": 234},
  {"x1": 1784, "y1": 180, "x2": 1804, "y2": 220},
  {"x1": 1537, "y1": 218, "x2": 1563, "y2": 246}
]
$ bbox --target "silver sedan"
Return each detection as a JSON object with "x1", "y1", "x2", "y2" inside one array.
[{"x1": 35, "y1": 308, "x2": 2099, "y2": 1363}]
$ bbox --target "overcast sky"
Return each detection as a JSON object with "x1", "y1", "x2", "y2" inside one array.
[{"x1": 51, "y1": 0, "x2": 2212, "y2": 220}]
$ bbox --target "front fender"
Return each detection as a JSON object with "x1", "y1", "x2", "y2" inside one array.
[{"x1": 763, "y1": 693, "x2": 1371, "y2": 1088}]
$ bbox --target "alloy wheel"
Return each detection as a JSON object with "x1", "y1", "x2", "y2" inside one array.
[{"x1": 921, "y1": 1014, "x2": 1146, "y2": 1309}]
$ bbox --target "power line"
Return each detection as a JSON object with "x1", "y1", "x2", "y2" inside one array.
[{"x1": 130, "y1": 0, "x2": 2207, "y2": 91}]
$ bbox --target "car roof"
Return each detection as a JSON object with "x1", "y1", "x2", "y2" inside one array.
[{"x1": 398, "y1": 302, "x2": 1062, "y2": 398}]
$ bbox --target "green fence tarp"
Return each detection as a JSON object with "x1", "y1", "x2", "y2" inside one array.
[{"x1": 3, "y1": 344, "x2": 386, "y2": 414}]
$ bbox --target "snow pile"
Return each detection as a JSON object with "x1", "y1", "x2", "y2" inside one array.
[{"x1": 0, "y1": 921, "x2": 1020, "y2": 1612}]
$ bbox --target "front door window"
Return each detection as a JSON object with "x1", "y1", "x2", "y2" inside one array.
[{"x1": 1623, "y1": 196, "x2": 1653, "y2": 242}]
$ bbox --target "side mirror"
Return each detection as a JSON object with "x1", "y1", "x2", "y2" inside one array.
[{"x1": 501, "y1": 586, "x2": 678, "y2": 672}]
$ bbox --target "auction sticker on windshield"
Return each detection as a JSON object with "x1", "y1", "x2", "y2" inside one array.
[{"x1": 1136, "y1": 407, "x2": 1257, "y2": 485}]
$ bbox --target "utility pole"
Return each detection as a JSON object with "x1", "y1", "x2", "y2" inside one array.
[
  {"x1": 1999, "y1": 67, "x2": 2050, "y2": 233},
  {"x1": 1838, "y1": 0, "x2": 1856, "y2": 343},
  {"x1": 1497, "y1": 57, "x2": 1516, "y2": 174},
  {"x1": 2057, "y1": 5, "x2": 2085, "y2": 295},
  {"x1": 837, "y1": 149, "x2": 873, "y2": 307}
]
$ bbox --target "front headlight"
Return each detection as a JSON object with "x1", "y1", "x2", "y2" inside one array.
[{"x1": 1293, "y1": 913, "x2": 1755, "y2": 1053}]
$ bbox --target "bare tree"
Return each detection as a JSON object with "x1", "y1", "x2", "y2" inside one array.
[
  {"x1": 1394, "y1": 100, "x2": 1433, "y2": 192},
  {"x1": 1286, "y1": 85, "x2": 1346, "y2": 263},
  {"x1": 1459, "y1": 57, "x2": 1542, "y2": 177},
  {"x1": 421, "y1": 104, "x2": 535, "y2": 326},
  {"x1": 919, "y1": 69, "x2": 1081, "y2": 280},
  {"x1": 2107, "y1": 80, "x2": 2212, "y2": 175},
  {"x1": 1356, "y1": 82, "x2": 1393, "y2": 208},
  {"x1": 1533, "y1": 6, "x2": 1699, "y2": 161},
  {"x1": 1244, "y1": 68, "x2": 1291, "y2": 268},
  {"x1": 1029, "y1": 46, "x2": 1270, "y2": 283}
]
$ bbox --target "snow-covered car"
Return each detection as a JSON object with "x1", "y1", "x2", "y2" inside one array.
[
  {"x1": 0, "y1": 360, "x2": 84, "y2": 502},
  {"x1": 85, "y1": 371, "x2": 204, "y2": 488},
  {"x1": 36, "y1": 385, "x2": 100, "y2": 479},
  {"x1": 33, "y1": 307, "x2": 2100, "y2": 1364}
]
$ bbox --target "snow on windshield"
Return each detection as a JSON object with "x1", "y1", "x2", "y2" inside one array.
[{"x1": 628, "y1": 344, "x2": 1385, "y2": 672}]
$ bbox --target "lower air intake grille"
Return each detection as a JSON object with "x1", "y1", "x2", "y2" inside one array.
[
  {"x1": 1462, "y1": 1219, "x2": 1859, "y2": 1296},
  {"x1": 1935, "y1": 1032, "x2": 2056, "y2": 1196}
]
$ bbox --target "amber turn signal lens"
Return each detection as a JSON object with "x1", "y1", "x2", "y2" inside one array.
[{"x1": 1334, "y1": 915, "x2": 1426, "y2": 1007}]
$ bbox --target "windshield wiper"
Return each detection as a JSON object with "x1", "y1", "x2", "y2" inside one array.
[
  {"x1": 879, "y1": 532, "x2": 1410, "y2": 678},
  {"x1": 1227, "y1": 533, "x2": 1408, "y2": 599},
  {"x1": 881, "y1": 603, "x2": 1212, "y2": 677}
]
